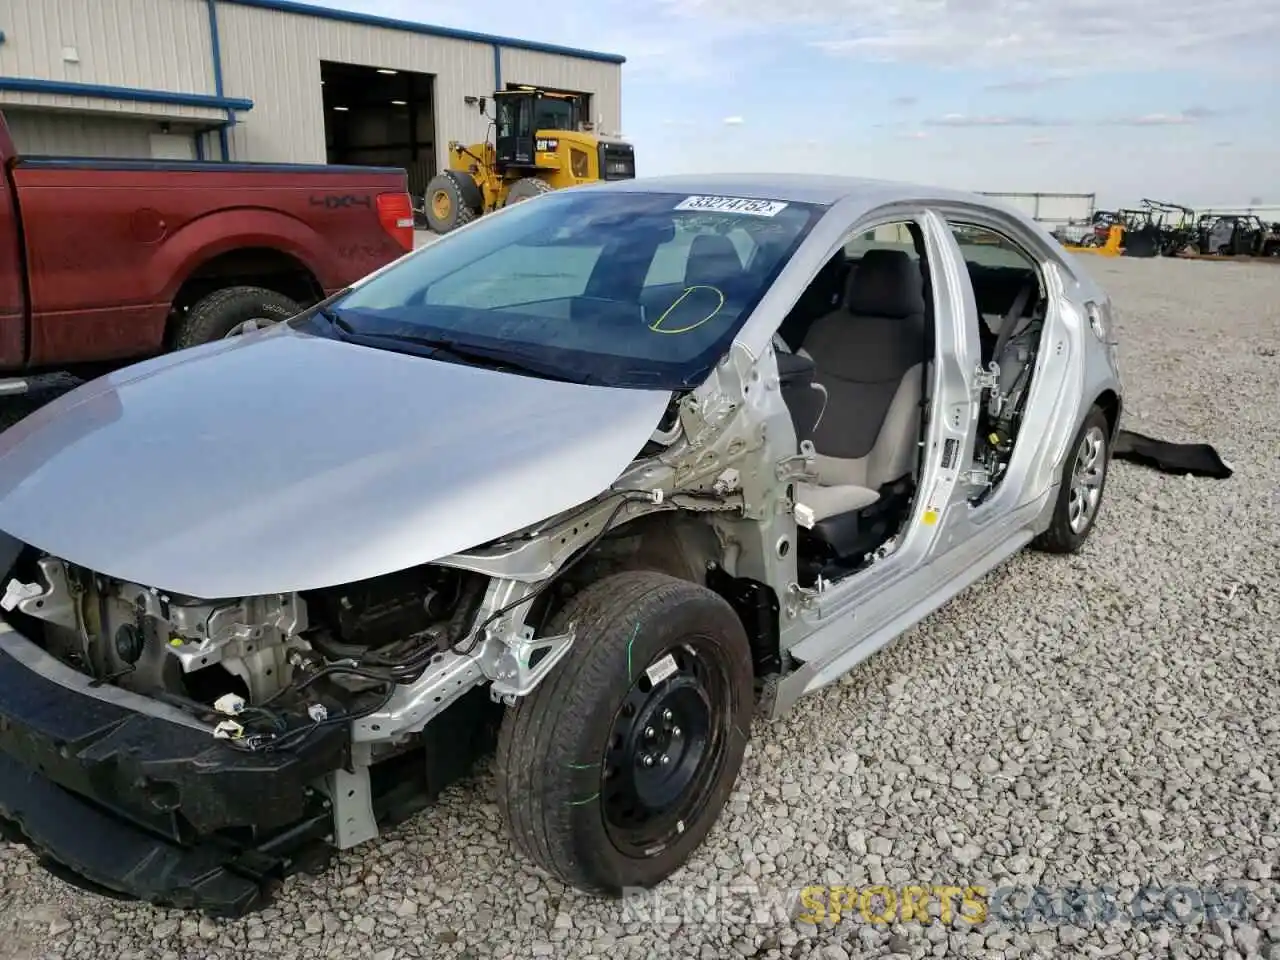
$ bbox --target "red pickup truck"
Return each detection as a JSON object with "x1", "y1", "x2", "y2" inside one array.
[{"x1": 0, "y1": 111, "x2": 414, "y2": 391}]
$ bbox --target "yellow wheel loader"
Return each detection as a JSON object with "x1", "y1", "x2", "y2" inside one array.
[{"x1": 422, "y1": 86, "x2": 636, "y2": 234}]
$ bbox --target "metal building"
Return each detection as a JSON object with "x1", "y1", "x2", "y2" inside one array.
[{"x1": 0, "y1": 0, "x2": 625, "y2": 194}]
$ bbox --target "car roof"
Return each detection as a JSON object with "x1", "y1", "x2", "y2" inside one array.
[{"x1": 591, "y1": 172, "x2": 994, "y2": 210}]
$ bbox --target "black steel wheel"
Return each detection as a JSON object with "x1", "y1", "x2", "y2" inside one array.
[
  {"x1": 601, "y1": 637, "x2": 731, "y2": 858},
  {"x1": 495, "y1": 570, "x2": 754, "y2": 894}
]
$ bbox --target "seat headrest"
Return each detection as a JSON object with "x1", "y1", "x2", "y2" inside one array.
[
  {"x1": 684, "y1": 233, "x2": 744, "y2": 287},
  {"x1": 845, "y1": 248, "x2": 925, "y2": 319}
]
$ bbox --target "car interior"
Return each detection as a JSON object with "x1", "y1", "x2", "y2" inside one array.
[{"x1": 771, "y1": 220, "x2": 1047, "y2": 586}]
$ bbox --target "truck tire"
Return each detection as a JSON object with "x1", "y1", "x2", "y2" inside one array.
[
  {"x1": 424, "y1": 172, "x2": 479, "y2": 234},
  {"x1": 495, "y1": 570, "x2": 754, "y2": 895},
  {"x1": 171, "y1": 286, "x2": 302, "y2": 349},
  {"x1": 503, "y1": 177, "x2": 555, "y2": 206}
]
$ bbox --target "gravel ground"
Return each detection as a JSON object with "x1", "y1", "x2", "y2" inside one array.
[{"x1": 2, "y1": 256, "x2": 1279, "y2": 960}]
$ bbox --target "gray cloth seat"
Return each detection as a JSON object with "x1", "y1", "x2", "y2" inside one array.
[{"x1": 794, "y1": 248, "x2": 928, "y2": 522}]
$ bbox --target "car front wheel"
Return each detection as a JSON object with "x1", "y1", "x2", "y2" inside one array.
[{"x1": 495, "y1": 570, "x2": 754, "y2": 894}]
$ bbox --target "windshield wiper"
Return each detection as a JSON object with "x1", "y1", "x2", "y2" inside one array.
[
  {"x1": 315, "y1": 304, "x2": 356, "y2": 335},
  {"x1": 340, "y1": 330, "x2": 581, "y2": 382}
]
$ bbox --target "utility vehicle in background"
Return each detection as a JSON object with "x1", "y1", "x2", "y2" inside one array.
[{"x1": 421, "y1": 85, "x2": 635, "y2": 234}]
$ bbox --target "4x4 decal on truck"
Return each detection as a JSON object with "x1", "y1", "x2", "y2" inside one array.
[{"x1": 309, "y1": 194, "x2": 373, "y2": 209}]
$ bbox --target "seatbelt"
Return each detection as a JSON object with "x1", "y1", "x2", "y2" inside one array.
[{"x1": 991, "y1": 280, "x2": 1036, "y2": 364}]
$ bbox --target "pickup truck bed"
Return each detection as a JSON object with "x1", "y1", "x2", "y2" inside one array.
[{"x1": 0, "y1": 112, "x2": 414, "y2": 379}]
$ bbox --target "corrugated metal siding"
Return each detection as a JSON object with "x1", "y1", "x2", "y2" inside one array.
[
  {"x1": 218, "y1": 2, "x2": 494, "y2": 166},
  {"x1": 498, "y1": 48, "x2": 622, "y2": 136},
  {"x1": 4, "y1": 109, "x2": 157, "y2": 157},
  {"x1": 0, "y1": 0, "x2": 216, "y2": 95},
  {"x1": 0, "y1": 91, "x2": 225, "y2": 123},
  {"x1": 0, "y1": 0, "x2": 624, "y2": 170}
]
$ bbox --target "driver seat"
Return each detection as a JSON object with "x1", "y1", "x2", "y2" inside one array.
[{"x1": 794, "y1": 248, "x2": 928, "y2": 523}]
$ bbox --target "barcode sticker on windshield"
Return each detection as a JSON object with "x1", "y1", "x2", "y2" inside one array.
[{"x1": 674, "y1": 195, "x2": 788, "y2": 217}]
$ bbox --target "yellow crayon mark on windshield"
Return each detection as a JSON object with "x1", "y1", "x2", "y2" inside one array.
[{"x1": 649, "y1": 285, "x2": 725, "y2": 335}]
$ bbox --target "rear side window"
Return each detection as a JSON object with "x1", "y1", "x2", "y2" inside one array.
[{"x1": 844, "y1": 224, "x2": 919, "y2": 261}]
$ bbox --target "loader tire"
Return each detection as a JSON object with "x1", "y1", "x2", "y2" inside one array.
[
  {"x1": 503, "y1": 177, "x2": 555, "y2": 206},
  {"x1": 170, "y1": 285, "x2": 302, "y2": 350},
  {"x1": 424, "y1": 171, "x2": 479, "y2": 234},
  {"x1": 495, "y1": 570, "x2": 754, "y2": 895}
]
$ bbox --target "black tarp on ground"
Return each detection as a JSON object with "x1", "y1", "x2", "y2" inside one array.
[{"x1": 1112, "y1": 429, "x2": 1234, "y2": 479}]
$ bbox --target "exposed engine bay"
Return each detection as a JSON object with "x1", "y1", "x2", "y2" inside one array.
[{"x1": 4, "y1": 549, "x2": 487, "y2": 749}]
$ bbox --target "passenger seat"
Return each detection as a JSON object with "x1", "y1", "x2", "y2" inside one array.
[{"x1": 794, "y1": 248, "x2": 929, "y2": 522}]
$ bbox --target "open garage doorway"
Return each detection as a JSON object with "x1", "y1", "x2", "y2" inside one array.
[{"x1": 321, "y1": 61, "x2": 436, "y2": 198}]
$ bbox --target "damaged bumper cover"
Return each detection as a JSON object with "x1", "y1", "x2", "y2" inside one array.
[{"x1": 0, "y1": 624, "x2": 345, "y2": 915}]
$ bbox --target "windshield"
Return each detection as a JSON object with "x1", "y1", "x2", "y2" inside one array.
[
  {"x1": 535, "y1": 97, "x2": 577, "y2": 131},
  {"x1": 314, "y1": 190, "x2": 824, "y2": 389}
]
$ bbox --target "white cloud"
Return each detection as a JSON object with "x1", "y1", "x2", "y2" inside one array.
[
  {"x1": 1129, "y1": 113, "x2": 1198, "y2": 126},
  {"x1": 925, "y1": 114, "x2": 1056, "y2": 128},
  {"x1": 1025, "y1": 136, "x2": 1054, "y2": 146},
  {"x1": 919, "y1": 107, "x2": 1220, "y2": 128},
  {"x1": 984, "y1": 75, "x2": 1068, "y2": 92},
  {"x1": 660, "y1": 0, "x2": 1278, "y2": 70},
  {"x1": 722, "y1": 116, "x2": 745, "y2": 125}
]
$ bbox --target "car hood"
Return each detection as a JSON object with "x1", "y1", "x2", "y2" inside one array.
[{"x1": 0, "y1": 327, "x2": 671, "y2": 599}]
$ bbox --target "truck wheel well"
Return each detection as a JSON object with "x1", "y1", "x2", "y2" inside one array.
[
  {"x1": 531, "y1": 511, "x2": 783, "y2": 678},
  {"x1": 169, "y1": 247, "x2": 324, "y2": 328}
]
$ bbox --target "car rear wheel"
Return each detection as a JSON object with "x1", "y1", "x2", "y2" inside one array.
[
  {"x1": 1032, "y1": 405, "x2": 1112, "y2": 554},
  {"x1": 495, "y1": 570, "x2": 754, "y2": 894},
  {"x1": 171, "y1": 285, "x2": 302, "y2": 349}
]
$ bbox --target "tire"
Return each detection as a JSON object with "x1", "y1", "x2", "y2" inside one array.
[
  {"x1": 170, "y1": 285, "x2": 302, "y2": 350},
  {"x1": 495, "y1": 570, "x2": 754, "y2": 895},
  {"x1": 1032, "y1": 405, "x2": 1112, "y2": 554},
  {"x1": 424, "y1": 172, "x2": 479, "y2": 234},
  {"x1": 503, "y1": 177, "x2": 555, "y2": 207}
]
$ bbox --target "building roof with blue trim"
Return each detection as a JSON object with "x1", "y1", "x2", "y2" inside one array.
[{"x1": 225, "y1": 0, "x2": 627, "y2": 64}]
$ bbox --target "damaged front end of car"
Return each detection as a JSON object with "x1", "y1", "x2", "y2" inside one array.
[
  {"x1": 0, "y1": 535, "x2": 508, "y2": 914},
  {"x1": 0, "y1": 532, "x2": 612, "y2": 913},
  {"x1": 0, "y1": 344, "x2": 788, "y2": 917}
]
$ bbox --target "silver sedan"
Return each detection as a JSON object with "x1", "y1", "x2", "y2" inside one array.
[{"x1": 0, "y1": 174, "x2": 1122, "y2": 914}]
